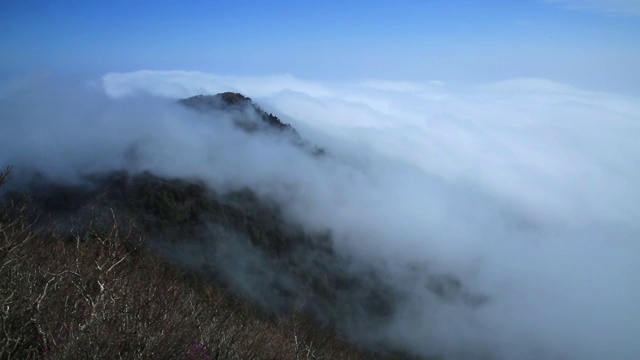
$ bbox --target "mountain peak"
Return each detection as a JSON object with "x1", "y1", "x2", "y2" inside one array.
[
  {"x1": 180, "y1": 92, "x2": 252, "y2": 109},
  {"x1": 179, "y1": 92, "x2": 325, "y2": 156},
  {"x1": 179, "y1": 93, "x2": 291, "y2": 130}
]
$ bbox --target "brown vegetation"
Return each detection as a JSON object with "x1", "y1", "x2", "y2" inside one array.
[{"x1": 0, "y1": 167, "x2": 407, "y2": 359}]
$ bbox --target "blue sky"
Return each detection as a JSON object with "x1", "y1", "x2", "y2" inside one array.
[{"x1": 1, "y1": 0, "x2": 639, "y2": 93}]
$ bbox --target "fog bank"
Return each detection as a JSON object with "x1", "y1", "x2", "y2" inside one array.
[{"x1": 1, "y1": 72, "x2": 639, "y2": 359}]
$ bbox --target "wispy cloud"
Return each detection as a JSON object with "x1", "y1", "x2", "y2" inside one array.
[{"x1": 547, "y1": 0, "x2": 640, "y2": 17}]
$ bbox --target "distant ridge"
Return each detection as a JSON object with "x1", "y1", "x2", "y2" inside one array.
[
  {"x1": 179, "y1": 92, "x2": 295, "y2": 132},
  {"x1": 180, "y1": 92, "x2": 325, "y2": 156}
]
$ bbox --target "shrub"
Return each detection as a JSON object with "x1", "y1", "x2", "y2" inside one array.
[{"x1": 0, "y1": 167, "x2": 404, "y2": 360}]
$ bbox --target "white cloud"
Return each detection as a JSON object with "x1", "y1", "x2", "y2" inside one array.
[
  {"x1": 2, "y1": 71, "x2": 640, "y2": 359},
  {"x1": 103, "y1": 71, "x2": 640, "y2": 227},
  {"x1": 100, "y1": 71, "x2": 640, "y2": 359},
  {"x1": 547, "y1": 0, "x2": 640, "y2": 17}
]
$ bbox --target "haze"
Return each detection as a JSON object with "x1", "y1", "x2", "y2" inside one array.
[{"x1": 1, "y1": 1, "x2": 639, "y2": 359}]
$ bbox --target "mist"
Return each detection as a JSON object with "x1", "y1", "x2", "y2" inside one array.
[{"x1": 2, "y1": 72, "x2": 639, "y2": 359}]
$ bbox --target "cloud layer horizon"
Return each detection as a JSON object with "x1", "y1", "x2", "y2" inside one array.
[{"x1": 1, "y1": 71, "x2": 639, "y2": 359}]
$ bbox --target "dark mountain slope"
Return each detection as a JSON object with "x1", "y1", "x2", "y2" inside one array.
[{"x1": 1, "y1": 167, "x2": 407, "y2": 360}]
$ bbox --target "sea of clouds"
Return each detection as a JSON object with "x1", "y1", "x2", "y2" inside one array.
[{"x1": 1, "y1": 70, "x2": 639, "y2": 359}]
